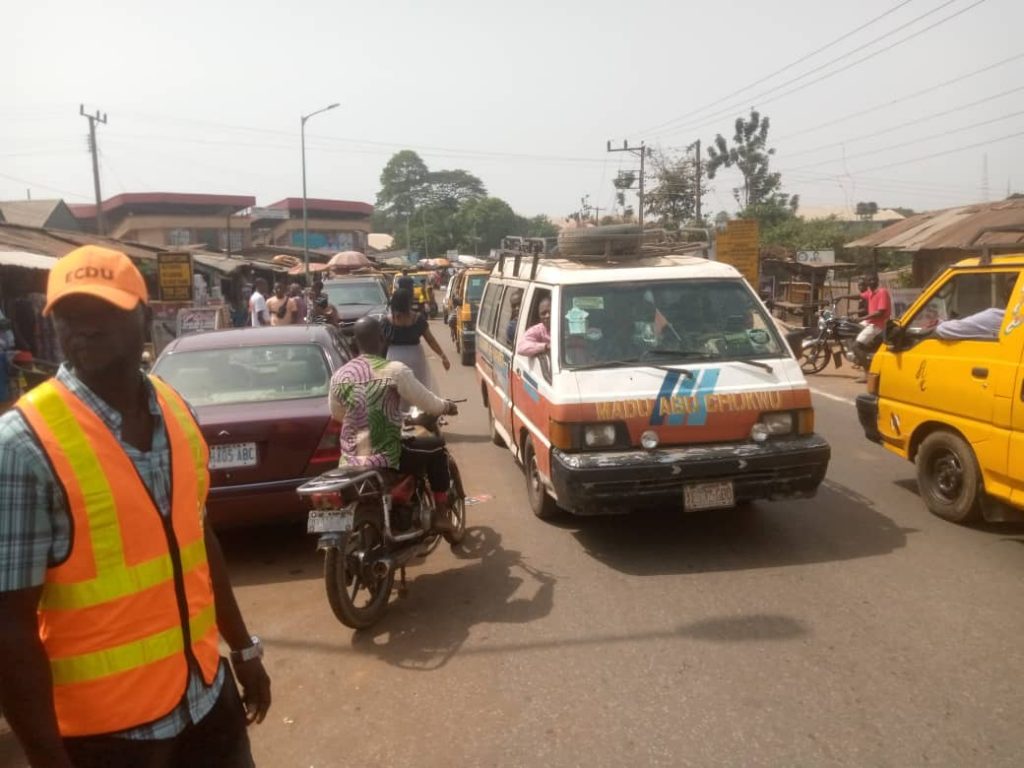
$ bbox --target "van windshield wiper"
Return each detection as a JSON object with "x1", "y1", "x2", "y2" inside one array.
[{"x1": 731, "y1": 358, "x2": 774, "y2": 373}]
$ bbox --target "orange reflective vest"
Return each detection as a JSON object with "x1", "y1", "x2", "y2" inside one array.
[{"x1": 16, "y1": 375, "x2": 220, "y2": 737}]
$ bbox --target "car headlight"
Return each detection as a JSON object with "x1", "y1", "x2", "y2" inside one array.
[
  {"x1": 583, "y1": 424, "x2": 617, "y2": 448},
  {"x1": 759, "y1": 412, "x2": 794, "y2": 435}
]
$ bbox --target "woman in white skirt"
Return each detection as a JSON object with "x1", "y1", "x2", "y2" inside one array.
[{"x1": 386, "y1": 288, "x2": 450, "y2": 404}]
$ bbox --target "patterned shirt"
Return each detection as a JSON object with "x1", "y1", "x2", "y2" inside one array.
[
  {"x1": 0, "y1": 364, "x2": 224, "y2": 740},
  {"x1": 330, "y1": 355, "x2": 447, "y2": 469}
]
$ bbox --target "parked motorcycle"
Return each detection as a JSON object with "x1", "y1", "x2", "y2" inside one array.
[
  {"x1": 297, "y1": 404, "x2": 467, "y2": 629},
  {"x1": 799, "y1": 303, "x2": 865, "y2": 374}
]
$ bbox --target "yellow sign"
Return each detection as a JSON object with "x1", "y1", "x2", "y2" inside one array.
[
  {"x1": 716, "y1": 219, "x2": 760, "y2": 286},
  {"x1": 157, "y1": 252, "x2": 194, "y2": 302}
]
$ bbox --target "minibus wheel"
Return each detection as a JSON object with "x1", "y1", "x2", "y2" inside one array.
[{"x1": 916, "y1": 430, "x2": 983, "y2": 524}]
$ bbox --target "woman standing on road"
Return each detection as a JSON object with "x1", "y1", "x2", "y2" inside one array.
[{"x1": 386, "y1": 288, "x2": 450, "y2": 397}]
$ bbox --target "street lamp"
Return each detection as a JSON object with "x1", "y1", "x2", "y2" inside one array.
[{"x1": 301, "y1": 102, "x2": 340, "y2": 284}]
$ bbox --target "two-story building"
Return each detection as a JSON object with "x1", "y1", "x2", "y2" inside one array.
[{"x1": 251, "y1": 198, "x2": 373, "y2": 252}]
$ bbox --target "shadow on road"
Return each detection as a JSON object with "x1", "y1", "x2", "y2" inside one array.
[
  {"x1": 217, "y1": 522, "x2": 322, "y2": 587},
  {"x1": 566, "y1": 480, "x2": 912, "y2": 577},
  {"x1": 443, "y1": 431, "x2": 499, "y2": 445},
  {"x1": 348, "y1": 526, "x2": 555, "y2": 670}
]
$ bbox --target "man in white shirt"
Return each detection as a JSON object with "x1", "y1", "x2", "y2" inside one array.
[{"x1": 248, "y1": 278, "x2": 269, "y2": 327}]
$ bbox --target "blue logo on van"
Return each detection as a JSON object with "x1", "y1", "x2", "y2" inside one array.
[{"x1": 649, "y1": 368, "x2": 721, "y2": 427}]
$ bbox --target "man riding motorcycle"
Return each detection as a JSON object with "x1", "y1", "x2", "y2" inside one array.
[{"x1": 329, "y1": 315, "x2": 458, "y2": 532}]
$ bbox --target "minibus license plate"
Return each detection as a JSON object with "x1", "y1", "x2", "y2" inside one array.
[
  {"x1": 684, "y1": 481, "x2": 734, "y2": 511},
  {"x1": 209, "y1": 442, "x2": 257, "y2": 470},
  {"x1": 307, "y1": 509, "x2": 354, "y2": 534}
]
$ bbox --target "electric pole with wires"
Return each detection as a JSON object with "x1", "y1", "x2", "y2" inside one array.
[
  {"x1": 606, "y1": 140, "x2": 647, "y2": 229},
  {"x1": 80, "y1": 104, "x2": 107, "y2": 235}
]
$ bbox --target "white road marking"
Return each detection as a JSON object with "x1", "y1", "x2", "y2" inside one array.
[{"x1": 810, "y1": 387, "x2": 856, "y2": 406}]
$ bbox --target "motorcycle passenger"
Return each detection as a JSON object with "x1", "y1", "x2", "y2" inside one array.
[{"x1": 329, "y1": 315, "x2": 459, "y2": 532}]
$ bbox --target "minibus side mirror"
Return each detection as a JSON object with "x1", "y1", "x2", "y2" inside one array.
[{"x1": 885, "y1": 319, "x2": 905, "y2": 349}]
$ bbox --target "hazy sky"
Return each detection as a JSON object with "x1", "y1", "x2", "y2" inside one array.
[{"x1": 3, "y1": 0, "x2": 1022, "y2": 221}]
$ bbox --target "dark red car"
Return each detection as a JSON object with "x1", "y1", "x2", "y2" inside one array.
[{"x1": 152, "y1": 325, "x2": 352, "y2": 528}]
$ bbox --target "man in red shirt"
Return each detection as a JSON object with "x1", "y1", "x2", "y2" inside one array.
[{"x1": 854, "y1": 273, "x2": 892, "y2": 376}]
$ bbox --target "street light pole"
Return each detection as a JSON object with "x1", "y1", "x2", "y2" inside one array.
[{"x1": 301, "y1": 102, "x2": 340, "y2": 285}]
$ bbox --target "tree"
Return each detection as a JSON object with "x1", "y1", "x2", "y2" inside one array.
[
  {"x1": 427, "y1": 169, "x2": 487, "y2": 210},
  {"x1": 855, "y1": 201, "x2": 879, "y2": 221},
  {"x1": 706, "y1": 110, "x2": 797, "y2": 221},
  {"x1": 761, "y1": 215, "x2": 849, "y2": 253},
  {"x1": 456, "y1": 197, "x2": 519, "y2": 253},
  {"x1": 374, "y1": 150, "x2": 430, "y2": 244},
  {"x1": 612, "y1": 171, "x2": 636, "y2": 215},
  {"x1": 644, "y1": 149, "x2": 710, "y2": 230}
]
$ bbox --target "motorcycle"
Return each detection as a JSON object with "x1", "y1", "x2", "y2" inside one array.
[
  {"x1": 297, "y1": 403, "x2": 467, "y2": 629},
  {"x1": 799, "y1": 303, "x2": 865, "y2": 374}
]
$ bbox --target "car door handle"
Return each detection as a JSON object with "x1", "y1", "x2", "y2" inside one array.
[{"x1": 971, "y1": 367, "x2": 988, "y2": 379}]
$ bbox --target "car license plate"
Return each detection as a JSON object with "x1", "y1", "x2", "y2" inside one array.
[
  {"x1": 208, "y1": 442, "x2": 258, "y2": 470},
  {"x1": 307, "y1": 509, "x2": 354, "y2": 534},
  {"x1": 684, "y1": 481, "x2": 735, "y2": 511}
]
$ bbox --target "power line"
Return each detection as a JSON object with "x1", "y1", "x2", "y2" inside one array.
[
  {"x1": 782, "y1": 109, "x2": 1024, "y2": 173},
  {"x1": 774, "y1": 51, "x2": 1024, "y2": 142},
  {"x1": 637, "y1": 0, "x2": 919, "y2": 135},
  {"x1": 0, "y1": 171, "x2": 91, "y2": 200},
  {"x1": 651, "y1": 0, "x2": 990, "y2": 140},
  {"x1": 855, "y1": 128, "x2": 1024, "y2": 174},
  {"x1": 779, "y1": 84, "x2": 1024, "y2": 160}
]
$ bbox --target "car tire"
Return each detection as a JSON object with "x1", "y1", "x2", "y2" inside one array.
[
  {"x1": 460, "y1": 347, "x2": 473, "y2": 366},
  {"x1": 489, "y1": 411, "x2": 505, "y2": 447},
  {"x1": 524, "y1": 440, "x2": 560, "y2": 520},
  {"x1": 916, "y1": 431, "x2": 983, "y2": 524}
]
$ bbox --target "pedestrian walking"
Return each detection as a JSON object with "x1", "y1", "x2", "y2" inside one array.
[
  {"x1": 386, "y1": 288, "x2": 450, "y2": 401},
  {"x1": 0, "y1": 245, "x2": 271, "y2": 768}
]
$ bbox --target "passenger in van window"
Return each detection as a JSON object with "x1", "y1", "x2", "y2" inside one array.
[
  {"x1": 516, "y1": 297, "x2": 551, "y2": 356},
  {"x1": 505, "y1": 291, "x2": 523, "y2": 346},
  {"x1": 934, "y1": 279, "x2": 1015, "y2": 340}
]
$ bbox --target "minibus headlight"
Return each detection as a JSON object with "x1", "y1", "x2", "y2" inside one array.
[
  {"x1": 759, "y1": 412, "x2": 794, "y2": 435},
  {"x1": 583, "y1": 424, "x2": 617, "y2": 448}
]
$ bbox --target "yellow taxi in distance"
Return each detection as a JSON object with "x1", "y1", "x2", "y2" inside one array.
[
  {"x1": 445, "y1": 268, "x2": 490, "y2": 366},
  {"x1": 856, "y1": 254, "x2": 1024, "y2": 524},
  {"x1": 392, "y1": 271, "x2": 438, "y2": 317}
]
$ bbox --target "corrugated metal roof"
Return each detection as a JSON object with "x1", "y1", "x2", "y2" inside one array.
[
  {"x1": 847, "y1": 198, "x2": 1024, "y2": 251},
  {"x1": 0, "y1": 200, "x2": 69, "y2": 228}
]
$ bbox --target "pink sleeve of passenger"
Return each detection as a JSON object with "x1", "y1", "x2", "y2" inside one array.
[{"x1": 516, "y1": 324, "x2": 549, "y2": 356}]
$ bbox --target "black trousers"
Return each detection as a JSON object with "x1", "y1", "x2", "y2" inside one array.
[
  {"x1": 62, "y1": 665, "x2": 254, "y2": 768},
  {"x1": 398, "y1": 443, "x2": 450, "y2": 493}
]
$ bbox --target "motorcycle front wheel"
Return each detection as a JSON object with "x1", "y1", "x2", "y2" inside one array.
[
  {"x1": 800, "y1": 340, "x2": 832, "y2": 374},
  {"x1": 324, "y1": 515, "x2": 394, "y2": 630}
]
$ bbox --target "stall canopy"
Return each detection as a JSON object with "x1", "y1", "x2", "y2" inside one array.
[{"x1": 0, "y1": 250, "x2": 59, "y2": 271}]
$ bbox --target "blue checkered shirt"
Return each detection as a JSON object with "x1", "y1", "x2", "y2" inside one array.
[{"x1": 0, "y1": 364, "x2": 224, "y2": 739}]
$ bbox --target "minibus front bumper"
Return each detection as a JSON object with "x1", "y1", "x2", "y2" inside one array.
[{"x1": 549, "y1": 434, "x2": 831, "y2": 514}]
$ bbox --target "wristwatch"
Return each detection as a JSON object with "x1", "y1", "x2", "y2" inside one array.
[{"x1": 230, "y1": 635, "x2": 264, "y2": 665}]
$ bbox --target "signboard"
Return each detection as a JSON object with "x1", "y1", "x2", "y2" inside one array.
[
  {"x1": 157, "y1": 252, "x2": 194, "y2": 302},
  {"x1": 249, "y1": 206, "x2": 289, "y2": 220},
  {"x1": 716, "y1": 219, "x2": 760, "y2": 286},
  {"x1": 177, "y1": 306, "x2": 226, "y2": 336},
  {"x1": 796, "y1": 249, "x2": 835, "y2": 265}
]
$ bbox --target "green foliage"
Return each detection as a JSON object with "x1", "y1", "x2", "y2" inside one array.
[
  {"x1": 706, "y1": 110, "x2": 797, "y2": 219},
  {"x1": 644, "y1": 148, "x2": 710, "y2": 229},
  {"x1": 761, "y1": 215, "x2": 849, "y2": 252},
  {"x1": 374, "y1": 151, "x2": 547, "y2": 254}
]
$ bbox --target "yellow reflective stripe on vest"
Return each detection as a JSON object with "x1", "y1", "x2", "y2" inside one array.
[
  {"x1": 25, "y1": 384, "x2": 125, "y2": 574},
  {"x1": 49, "y1": 603, "x2": 217, "y2": 686},
  {"x1": 39, "y1": 538, "x2": 208, "y2": 611},
  {"x1": 150, "y1": 376, "x2": 208, "y2": 501}
]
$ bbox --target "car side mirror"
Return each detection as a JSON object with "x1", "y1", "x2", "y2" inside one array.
[
  {"x1": 884, "y1": 319, "x2": 904, "y2": 349},
  {"x1": 785, "y1": 328, "x2": 809, "y2": 358}
]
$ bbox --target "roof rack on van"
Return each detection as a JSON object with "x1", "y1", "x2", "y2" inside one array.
[{"x1": 968, "y1": 226, "x2": 1024, "y2": 265}]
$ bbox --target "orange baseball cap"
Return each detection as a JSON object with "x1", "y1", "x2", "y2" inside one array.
[{"x1": 44, "y1": 245, "x2": 149, "y2": 316}]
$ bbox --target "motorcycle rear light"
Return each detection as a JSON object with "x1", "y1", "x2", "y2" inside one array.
[
  {"x1": 310, "y1": 420, "x2": 342, "y2": 465},
  {"x1": 310, "y1": 491, "x2": 343, "y2": 510}
]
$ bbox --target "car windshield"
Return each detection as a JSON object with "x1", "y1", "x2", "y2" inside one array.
[
  {"x1": 466, "y1": 275, "x2": 488, "y2": 301},
  {"x1": 154, "y1": 343, "x2": 331, "y2": 406},
  {"x1": 560, "y1": 279, "x2": 786, "y2": 369},
  {"x1": 324, "y1": 281, "x2": 386, "y2": 306}
]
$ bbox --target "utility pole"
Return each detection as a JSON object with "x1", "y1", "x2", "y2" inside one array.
[
  {"x1": 606, "y1": 140, "x2": 647, "y2": 229},
  {"x1": 691, "y1": 139, "x2": 703, "y2": 225},
  {"x1": 80, "y1": 105, "x2": 107, "y2": 235}
]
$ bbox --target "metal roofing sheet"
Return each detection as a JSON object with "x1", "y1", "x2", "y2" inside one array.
[
  {"x1": 847, "y1": 198, "x2": 1024, "y2": 251},
  {"x1": 0, "y1": 250, "x2": 59, "y2": 270}
]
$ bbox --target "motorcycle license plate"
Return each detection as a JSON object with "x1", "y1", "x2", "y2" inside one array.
[
  {"x1": 307, "y1": 509, "x2": 354, "y2": 534},
  {"x1": 684, "y1": 481, "x2": 735, "y2": 511}
]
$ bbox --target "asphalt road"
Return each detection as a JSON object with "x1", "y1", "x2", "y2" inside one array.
[{"x1": 3, "y1": 326, "x2": 1022, "y2": 767}]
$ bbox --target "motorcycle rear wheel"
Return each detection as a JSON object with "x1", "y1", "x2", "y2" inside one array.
[
  {"x1": 800, "y1": 341, "x2": 831, "y2": 374},
  {"x1": 324, "y1": 516, "x2": 394, "y2": 630}
]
